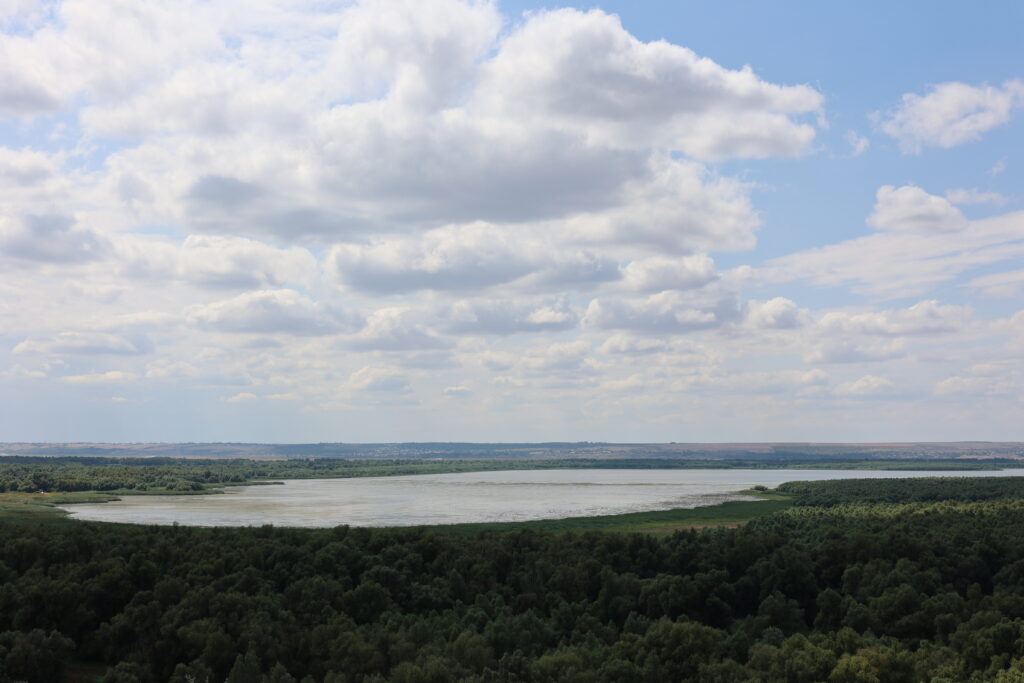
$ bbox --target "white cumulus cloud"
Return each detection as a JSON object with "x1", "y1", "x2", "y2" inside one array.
[
  {"x1": 443, "y1": 297, "x2": 579, "y2": 335},
  {"x1": 475, "y1": 8, "x2": 822, "y2": 161},
  {"x1": 347, "y1": 308, "x2": 451, "y2": 351},
  {"x1": 867, "y1": 185, "x2": 967, "y2": 233},
  {"x1": 879, "y1": 80, "x2": 1024, "y2": 153},
  {"x1": 188, "y1": 290, "x2": 352, "y2": 335},
  {"x1": 621, "y1": 255, "x2": 717, "y2": 292},
  {"x1": 746, "y1": 297, "x2": 806, "y2": 329},
  {"x1": 583, "y1": 291, "x2": 739, "y2": 334},
  {"x1": 818, "y1": 301, "x2": 970, "y2": 336}
]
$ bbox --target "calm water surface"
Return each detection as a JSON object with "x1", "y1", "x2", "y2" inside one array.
[{"x1": 58, "y1": 468, "x2": 1024, "y2": 527}]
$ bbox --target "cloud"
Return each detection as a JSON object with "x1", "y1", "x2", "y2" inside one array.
[
  {"x1": 561, "y1": 157, "x2": 761, "y2": 253},
  {"x1": 835, "y1": 375, "x2": 896, "y2": 396},
  {"x1": 0, "y1": 147, "x2": 56, "y2": 186},
  {"x1": 932, "y1": 376, "x2": 991, "y2": 396},
  {"x1": 879, "y1": 80, "x2": 1024, "y2": 153},
  {"x1": 596, "y1": 335, "x2": 669, "y2": 355},
  {"x1": 183, "y1": 174, "x2": 353, "y2": 242},
  {"x1": 3, "y1": 364, "x2": 46, "y2": 379},
  {"x1": 14, "y1": 331, "x2": 150, "y2": 355},
  {"x1": 64, "y1": 2, "x2": 800, "y2": 248},
  {"x1": 946, "y1": 188, "x2": 1011, "y2": 206},
  {"x1": 61, "y1": 370, "x2": 136, "y2": 384},
  {"x1": 967, "y1": 270, "x2": 1024, "y2": 298},
  {"x1": 620, "y1": 255, "x2": 716, "y2": 292},
  {"x1": 0, "y1": 0, "x2": 47, "y2": 27},
  {"x1": 346, "y1": 308, "x2": 451, "y2": 351},
  {"x1": 582, "y1": 291, "x2": 739, "y2": 333},
  {"x1": 80, "y1": 65, "x2": 297, "y2": 140},
  {"x1": 805, "y1": 340, "x2": 906, "y2": 364},
  {"x1": 114, "y1": 233, "x2": 317, "y2": 289},
  {"x1": 0, "y1": 0, "x2": 225, "y2": 118},
  {"x1": 329, "y1": 226, "x2": 535, "y2": 293},
  {"x1": 845, "y1": 130, "x2": 869, "y2": 157},
  {"x1": 266, "y1": 393, "x2": 300, "y2": 401},
  {"x1": 933, "y1": 364, "x2": 1019, "y2": 397},
  {"x1": 301, "y1": 116, "x2": 648, "y2": 236},
  {"x1": 473, "y1": 341, "x2": 597, "y2": 380},
  {"x1": 0, "y1": 214, "x2": 109, "y2": 263},
  {"x1": 818, "y1": 301, "x2": 970, "y2": 336},
  {"x1": 746, "y1": 297, "x2": 806, "y2": 329},
  {"x1": 7, "y1": 1, "x2": 825, "y2": 173},
  {"x1": 327, "y1": 0, "x2": 501, "y2": 111},
  {"x1": 10, "y1": 0, "x2": 1023, "y2": 440},
  {"x1": 144, "y1": 360, "x2": 200, "y2": 380},
  {"x1": 0, "y1": 31, "x2": 63, "y2": 116},
  {"x1": 145, "y1": 359, "x2": 253, "y2": 388},
  {"x1": 679, "y1": 368, "x2": 831, "y2": 395},
  {"x1": 328, "y1": 224, "x2": 617, "y2": 294},
  {"x1": 599, "y1": 373, "x2": 664, "y2": 394},
  {"x1": 347, "y1": 366, "x2": 410, "y2": 392},
  {"x1": 944, "y1": 188, "x2": 1008, "y2": 206},
  {"x1": 443, "y1": 297, "x2": 579, "y2": 335},
  {"x1": 176, "y1": 235, "x2": 317, "y2": 289},
  {"x1": 519, "y1": 341, "x2": 594, "y2": 375},
  {"x1": 475, "y1": 8, "x2": 821, "y2": 161},
  {"x1": 187, "y1": 289, "x2": 352, "y2": 335},
  {"x1": 762, "y1": 209, "x2": 1024, "y2": 299},
  {"x1": 867, "y1": 185, "x2": 967, "y2": 233}
]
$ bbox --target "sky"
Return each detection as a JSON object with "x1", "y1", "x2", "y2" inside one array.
[{"x1": 1, "y1": 0, "x2": 1023, "y2": 443}]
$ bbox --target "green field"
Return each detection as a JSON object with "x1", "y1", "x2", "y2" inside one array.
[
  {"x1": 421, "y1": 490, "x2": 792, "y2": 534},
  {"x1": 0, "y1": 491, "x2": 118, "y2": 524}
]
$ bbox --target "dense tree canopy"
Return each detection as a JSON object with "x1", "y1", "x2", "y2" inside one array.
[
  {"x1": 2, "y1": 476, "x2": 1024, "y2": 680},
  {"x1": 777, "y1": 476, "x2": 1024, "y2": 506}
]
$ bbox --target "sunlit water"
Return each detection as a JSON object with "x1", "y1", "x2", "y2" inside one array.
[{"x1": 57, "y1": 468, "x2": 1024, "y2": 527}]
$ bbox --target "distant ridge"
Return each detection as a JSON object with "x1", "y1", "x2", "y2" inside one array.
[{"x1": 1, "y1": 441, "x2": 1021, "y2": 460}]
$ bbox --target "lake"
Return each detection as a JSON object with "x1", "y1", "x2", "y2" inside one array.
[{"x1": 56, "y1": 467, "x2": 1024, "y2": 527}]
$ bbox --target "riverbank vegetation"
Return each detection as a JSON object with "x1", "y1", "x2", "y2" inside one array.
[
  {"x1": 2, "y1": 477, "x2": 1024, "y2": 680},
  {"x1": 0, "y1": 456, "x2": 1006, "y2": 496},
  {"x1": 420, "y1": 490, "x2": 792, "y2": 535}
]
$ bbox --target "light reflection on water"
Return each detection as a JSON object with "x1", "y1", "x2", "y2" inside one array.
[{"x1": 58, "y1": 468, "x2": 1024, "y2": 528}]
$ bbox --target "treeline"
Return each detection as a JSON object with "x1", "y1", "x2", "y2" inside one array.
[
  {"x1": 778, "y1": 476, "x2": 1024, "y2": 507},
  {"x1": 0, "y1": 456, "x2": 1003, "y2": 494},
  {"x1": 0, "y1": 458, "x2": 521, "y2": 493},
  {"x1": 5, "y1": 480, "x2": 1024, "y2": 679}
]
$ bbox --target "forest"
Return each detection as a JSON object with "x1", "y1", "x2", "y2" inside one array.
[{"x1": 2, "y1": 474, "x2": 1024, "y2": 681}]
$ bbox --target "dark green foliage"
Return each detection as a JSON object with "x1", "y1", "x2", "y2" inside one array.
[
  {"x1": 5, "y1": 478, "x2": 1024, "y2": 679},
  {"x1": 0, "y1": 629, "x2": 75, "y2": 683},
  {"x1": 778, "y1": 476, "x2": 1024, "y2": 506}
]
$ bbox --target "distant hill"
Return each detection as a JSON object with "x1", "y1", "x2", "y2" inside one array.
[{"x1": 1, "y1": 441, "x2": 1021, "y2": 460}]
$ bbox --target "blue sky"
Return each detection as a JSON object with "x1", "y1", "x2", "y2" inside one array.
[{"x1": 1, "y1": 0, "x2": 1022, "y2": 442}]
